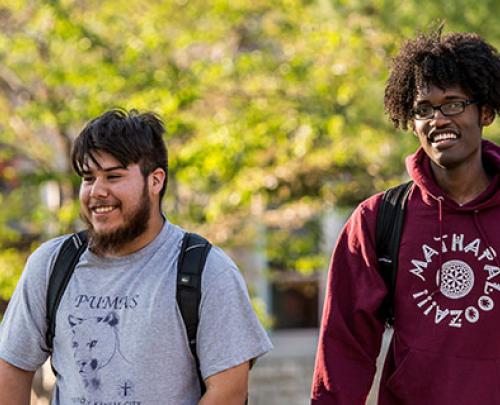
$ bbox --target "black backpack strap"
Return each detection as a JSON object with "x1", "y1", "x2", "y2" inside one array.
[
  {"x1": 375, "y1": 181, "x2": 413, "y2": 326},
  {"x1": 46, "y1": 231, "x2": 88, "y2": 351},
  {"x1": 176, "y1": 232, "x2": 212, "y2": 396}
]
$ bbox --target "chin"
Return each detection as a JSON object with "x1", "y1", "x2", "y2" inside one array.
[
  {"x1": 427, "y1": 148, "x2": 457, "y2": 167},
  {"x1": 432, "y1": 156, "x2": 463, "y2": 170},
  {"x1": 93, "y1": 226, "x2": 122, "y2": 238}
]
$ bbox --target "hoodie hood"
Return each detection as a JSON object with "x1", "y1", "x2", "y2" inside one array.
[{"x1": 406, "y1": 139, "x2": 500, "y2": 211}]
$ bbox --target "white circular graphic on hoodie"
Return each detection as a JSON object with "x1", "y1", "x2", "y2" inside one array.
[{"x1": 437, "y1": 260, "x2": 475, "y2": 299}]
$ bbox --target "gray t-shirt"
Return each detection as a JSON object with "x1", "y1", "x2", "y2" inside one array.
[{"x1": 0, "y1": 220, "x2": 272, "y2": 404}]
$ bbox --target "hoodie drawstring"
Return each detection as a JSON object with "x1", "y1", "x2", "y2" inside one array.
[{"x1": 433, "y1": 197, "x2": 445, "y2": 296}]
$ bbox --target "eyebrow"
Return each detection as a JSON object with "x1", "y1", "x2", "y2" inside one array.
[{"x1": 81, "y1": 165, "x2": 128, "y2": 175}]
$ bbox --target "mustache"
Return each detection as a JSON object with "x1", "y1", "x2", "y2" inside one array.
[{"x1": 87, "y1": 199, "x2": 120, "y2": 209}]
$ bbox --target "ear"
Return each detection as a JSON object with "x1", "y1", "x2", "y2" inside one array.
[
  {"x1": 480, "y1": 105, "x2": 495, "y2": 127},
  {"x1": 148, "y1": 167, "x2": 166, "y2": 196}
]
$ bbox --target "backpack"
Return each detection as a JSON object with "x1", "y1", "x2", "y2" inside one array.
[
  {"x1": 375, "y1": 180, "x2": 413, "y2": 326},
  {"x1": 46, "y1": 231, "x2": 212, "y2": 395}
]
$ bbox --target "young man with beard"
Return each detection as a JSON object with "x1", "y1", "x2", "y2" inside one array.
[
  {"x1": 311, "y1": 30, "x2": 500, "y2": 404},
  {"x1": 0, "y1": 109, "x2": 272, "y2": 404}
]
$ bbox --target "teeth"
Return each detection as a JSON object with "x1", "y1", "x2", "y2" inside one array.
[
  {"x1": 433, "y1": 133, "x2": 457, "y2": 142},
  {"x1": 93, "y1": 206, "x2": 115, "y2": 214}
]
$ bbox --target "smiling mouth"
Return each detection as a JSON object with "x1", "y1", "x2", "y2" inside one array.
[
  {"x1": 91, "y1": 205, "x2": 117, "y2": 214},
  {"x1": 430, "y1": 132, "x2": 458, "y2": 144}
]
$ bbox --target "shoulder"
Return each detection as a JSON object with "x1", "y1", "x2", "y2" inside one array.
[
  {"x1": 24, "y1": 235, "x2": 69, "y2": 282},
  {"x1": 345, "y1": 192, "x2": 384, "y2": 231},
  {"x1": 334, "y1": 191, "x2": 392, "y2": 255},
  {"x1": 205, "y1": 245, "x2": 237, "y2": 270},
  {"x1": 170, "y1": 225, "x2": 246, "y2": 292},
  {"x1": 359, "y1": 192, "x2": 382, "y2": 212},
  {"x1": 28, "y1": 235, "x2": 68, "y2": 261},
  {"x1": 202, "y1": 246, "x2": 247, "y2": 294},
  {"x1": 348, "y1": 182, "x2": 414, "y2": 229}
]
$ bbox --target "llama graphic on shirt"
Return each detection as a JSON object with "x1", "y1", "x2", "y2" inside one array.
[{"x1": 68, "y1": 311, "x2": 129, "y2": 391}]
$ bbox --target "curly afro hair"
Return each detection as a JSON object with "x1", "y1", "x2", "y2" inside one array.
[{"x1": 384, "y1": 28, "x2": 500, "y2": 130}]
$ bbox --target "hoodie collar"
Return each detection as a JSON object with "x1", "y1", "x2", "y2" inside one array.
[{"x1": 406, "y1": 139, "x2": 500, "y2": 211}]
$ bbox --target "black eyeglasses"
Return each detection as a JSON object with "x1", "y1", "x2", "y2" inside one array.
[{"x1": 412, "y1": 100, "x2": 478, "y2": 120}]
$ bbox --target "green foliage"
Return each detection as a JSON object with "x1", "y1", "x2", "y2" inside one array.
[
  {"x1": 1, "y1": 0, "x2": 500, "y2": 303},
  {"x1": 251, "y1": 296, "x2": 274, "y2": 330},
  {"x1": 266, "y1": 218, "x2": 327, "y2": 275},
  {"x1": 0, "y1": 248, "x2": 27, "y2": 301}
]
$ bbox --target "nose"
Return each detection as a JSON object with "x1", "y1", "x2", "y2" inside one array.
[
  {"x1": 89, "y1": 178, "x2": 109, "y2": 199},
  {"x1": 430, "y1": 109, "x2": 452, "y2": 126}
]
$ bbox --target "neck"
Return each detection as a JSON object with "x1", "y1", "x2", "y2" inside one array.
[{"x1": 431, "y1": 159, "x2": 491, "y2": 205}]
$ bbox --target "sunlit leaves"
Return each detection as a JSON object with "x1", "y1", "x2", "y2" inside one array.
[
  {"x1": 1, "y1": 0, "x2": 500, "y2": 286},
  {"x1": 0, "y1": 249, "x2": 26, "y2": 301}
]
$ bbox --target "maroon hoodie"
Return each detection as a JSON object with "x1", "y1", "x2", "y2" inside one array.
[{"x1": 311, "y1": 140, "x2": 500, "y2": 404}]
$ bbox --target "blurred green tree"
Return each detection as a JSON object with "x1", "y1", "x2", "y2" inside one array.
[{"x1": 1, "y1": 0, "x2": 499, "y2": 302}]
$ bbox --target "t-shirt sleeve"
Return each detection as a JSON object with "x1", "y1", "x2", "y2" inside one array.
[
  {"x1": 0, "y1": 237, "x2": 65, "y2": 371},
  {"x1": 197, "y1": 247, "x2": 273, "y2": 379}
]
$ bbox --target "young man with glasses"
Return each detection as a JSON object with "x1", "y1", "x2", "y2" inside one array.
[{"x1": 311, "y1": 29, "x2": 500, "y2": 404}]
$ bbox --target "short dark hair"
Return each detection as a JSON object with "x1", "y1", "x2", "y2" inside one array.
[
  {"x1": 71, "y1": 108, "x2": 168, "y2": 201},
  {"x1": 384, "y1": 28, "x2": 500, "y2": 130}
]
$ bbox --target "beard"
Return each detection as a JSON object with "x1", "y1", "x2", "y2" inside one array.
[{"x1": 81, "y1": 182, "x2": 151, "y2": 256}]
